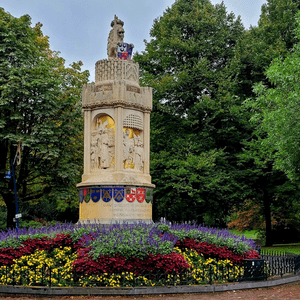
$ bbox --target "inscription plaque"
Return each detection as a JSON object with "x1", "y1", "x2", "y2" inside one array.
[
  {"x1": 96, "y1": 84, "x2": 113, "y2": 92},
  {"x1": 127, "y1": 85, "x2": 140, "y2": 93}
]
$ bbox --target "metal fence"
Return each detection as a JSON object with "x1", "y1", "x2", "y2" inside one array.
[
  {"x1": 260, "y1": 250, "x2": 300, "y2": 278},
  {"x1": 0, "y1": 252, "x2": 299, "y2": 287}
]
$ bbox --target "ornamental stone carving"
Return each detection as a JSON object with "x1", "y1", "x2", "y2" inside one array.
[
  {"x1": 123, "y1": 128, "x2": 144, "y2": 171},
  {"x1": 107, "y1": 15, "x2": 124, "y2": 59},
  {"x1": 107, "y1": 15, "x2": 134, "y2": 60},
  {"x1": 91, "y1": 116, "x2": 115, "y2": 170}
]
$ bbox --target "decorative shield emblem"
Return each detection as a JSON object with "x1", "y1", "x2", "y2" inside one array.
[
  {"x1": 101, "y1": 187, "x2": 112, "y2": 202},
  {"x1": 117, "y1": 42, "x2": 133, "y2": 60},
  {"x1": 79, "y1": 189, "x2": 84, "y2": 203},
  {"x1": 113, "y1": 187, "x2": 125, "y2": 202},
  {"x1": 91, "y1": 187, "x2": 100, "y2": 202},
  {"x1": 83, "y1": 188, "x2": 90, "y2": 203},
  {"x1": 145, "y1": 189, "x2": 153, "y2": 204},
  {"x1": 137, "y1": 188, "x2": 145, "y2": 203},
  {"x1": 126, "y1": 187, "x2": 136, "y2": 202}
]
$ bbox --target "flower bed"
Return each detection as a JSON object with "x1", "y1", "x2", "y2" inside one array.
[{"x1": 0, "y1": 222, "x2": 259, "y2": 287}]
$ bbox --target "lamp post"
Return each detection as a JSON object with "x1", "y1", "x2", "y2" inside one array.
[{"x1": 11, "y1": 160, "x2": 20, "y2": 231}]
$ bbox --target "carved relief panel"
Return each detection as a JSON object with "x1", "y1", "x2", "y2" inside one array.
[
  {"x1": 91, "y1": 115, "x2": 115, "y2": 170},
  {"x1": 123, "y1": 114, "x2": 144, "y2": 171}
]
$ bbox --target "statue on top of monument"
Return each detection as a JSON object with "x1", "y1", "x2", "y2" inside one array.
[{"x1": 107, "y1": 15, "x2": 134, "y2": 60}]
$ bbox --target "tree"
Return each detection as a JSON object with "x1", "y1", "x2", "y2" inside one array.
[
  {"x1": 233, "y1": 0, "x2": 300, "y2": 101},
  {"x1": 235, "y1": 1, "x2": 300, "y2": 245},
  {"x1": 0, "y1": 9, "x2": 89, "y2": 228},
  {"x1": 251, "y1": 13, "x2": 300, "y2": 182},
  {"x1": 239, "y1": 13, "x2": 300, "y2": 245},
  {"x1": 134, "y1": 0, "x2": 248, "y2": 225}
]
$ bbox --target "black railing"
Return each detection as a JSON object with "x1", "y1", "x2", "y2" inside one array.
[
  {"x1": 260, "y1": 250, "x2": 300, "y2": 277},
  {"x1": 0, "y1": 252, "x2": 299, "y2": 287}
]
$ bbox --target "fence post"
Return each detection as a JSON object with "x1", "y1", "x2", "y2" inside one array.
[{"x1": 209, "y1": 264, "x2": 213, "y2": 285}]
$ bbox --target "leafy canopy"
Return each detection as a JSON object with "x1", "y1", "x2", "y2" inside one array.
[{"x1": 0, "y1": 8, "x2": 89, "y2": 227}]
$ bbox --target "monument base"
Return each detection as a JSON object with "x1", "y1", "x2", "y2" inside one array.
[
  {"x1": 77, "y1": 219, "x2": 153, "y2": 225},
  {"x1": 78, "y1": 185, "x2": 153, "y2": 224}
]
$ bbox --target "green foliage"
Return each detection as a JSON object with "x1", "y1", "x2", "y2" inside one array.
[
  {"x1": 89, "y1": 226, "x2": 174, "y2": 260},
  {"x1": 168, "y1": 228, "x2": 250, "y2": 254},
  {"x1": 156, "y1": 223, "x2": 171, "y2": 233},
  {"x1": 134, "y1": 0, "x2": 248, "y2": 225},
  {"x1": 233, "y1": 0, "x2": 300, "y2": 101},
  {"x1": 249, "y1": 13, "x2": 300, "y2": 182},
  {"x1": 69, "y1": 227, "x2": 96, "y2": 242},
  {"x1": 0, "y1": 237, "x2": 21, "y2": 249},
  {"x1": 232, "y1": 0, "x2": 300, "y2": 246},
  {"x1": 0, "y1": 9, "x2": 89, "y2": 228}
]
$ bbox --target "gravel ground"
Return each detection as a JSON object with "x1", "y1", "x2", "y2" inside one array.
[{"x1": 0, "y1": 282, "x2": 300, "y2": 300}]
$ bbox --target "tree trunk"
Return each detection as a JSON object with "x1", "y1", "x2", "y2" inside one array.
[
  {"x1": 263, "y1": 189, "x2": 272, "y2": 246},
  {"x1": 2, "y1": 174, "x2": 16, "y2": 229}
]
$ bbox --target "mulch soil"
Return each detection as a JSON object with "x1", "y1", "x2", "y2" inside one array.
[{"x1": 0, "y1": 282, "x2": 300, "y2": 300}]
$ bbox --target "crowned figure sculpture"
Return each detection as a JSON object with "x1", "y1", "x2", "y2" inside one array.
[{"x1": 77, "y1": 15, "x2": 154, "y2": 224}]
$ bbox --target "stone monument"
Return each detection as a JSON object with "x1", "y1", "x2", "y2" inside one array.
[{"x1": 77, "y1": 15, "x2": 154, "y2": 224}]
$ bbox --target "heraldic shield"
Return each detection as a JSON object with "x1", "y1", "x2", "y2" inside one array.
[
  {"x1": 146, "y1": 189, "x2": 153, "y2": 203},
  {"x1": 137, "y1": 188, "x2": 145, "y2": 203},
  {"x1": 83, "y1": 188, "x2": 90, "y2": 203},
  {"x1": 79, "y1": 189, "x2": 84, "y2": 203},
  {"x1": 91, "y1": 187, "x2": 100, "y2": 202},
  {"x1": 101, "y1": 187, "x2": 112, "y2": 202},
  {"x1": 117, "y1": 42, "x2": 133, "y2": 60},
  {"x1": 113, "y1": 187, "x2": 124, "y2": 202},
  {"x1": 126, "y1": 187, "x2": 136, "y2": 202}
]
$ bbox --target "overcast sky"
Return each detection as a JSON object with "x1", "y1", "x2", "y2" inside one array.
[{"x1": 1, "y1": 0, "x2": 266, "y2": 81}]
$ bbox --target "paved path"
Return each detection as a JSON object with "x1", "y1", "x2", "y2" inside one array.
[{"x1": 0, "y1": 282, "x2": 300, "y2": 300}]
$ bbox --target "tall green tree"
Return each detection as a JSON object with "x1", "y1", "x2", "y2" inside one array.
[
  {"x1": 249, "y1": 12, "x2": 300, "y2": 184},
  {"x1": 235, "y1": 0, "x2": 300, "y2": 245},
  {"x1": 234, "y1": 0, "x2": 300, "y2": 100},
  {"x1": 134, "y1": 0, "x2": 248, "y2": 225},
  {"x1": 0, "y1": 9, "x2": 89, "y2": 228}
]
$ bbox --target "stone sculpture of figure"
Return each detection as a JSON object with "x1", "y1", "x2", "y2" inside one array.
[
  {"x1": 107, "y1": 15, "x2": 125, "y2": 58},
  {"x1": 107, "y1": 15, "x2": 134, "y2": 59},
  {"x1": 100, "y1": 128, "x2": 110, "y2": 169},
  {"x1": 123, "y1": 129, "x2": 134, "y2": 168},
  {"x1": 91, "y1": 119, "x2": 115, "y2": 170},
  {"x1": 133, "y1": 134, "x2": 144, "y2": 171},
  {"x1": 90, "y1": 136, "x2": 97, "y2": 170}
]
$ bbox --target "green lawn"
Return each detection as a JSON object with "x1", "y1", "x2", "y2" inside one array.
[
  {"x1": 230, "y1": 230, "x2": 258, "y2": 240},
  {"x1": 261, "y1": 244, "x2": 300, "y2": 255},
  {"x1": 230, "y1": 230, "x2": 300, "y2": 254}
]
